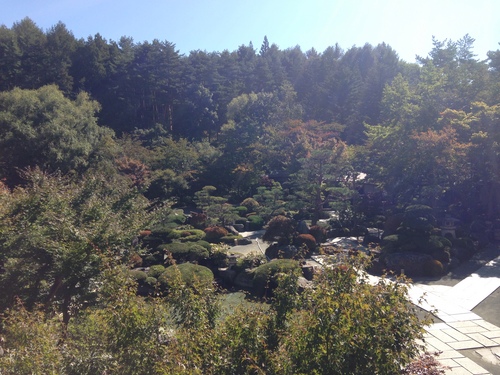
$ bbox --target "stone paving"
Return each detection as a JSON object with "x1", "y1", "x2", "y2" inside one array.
[{"x1": 408, "y1": 255, "x2": 500, "y2": 374}]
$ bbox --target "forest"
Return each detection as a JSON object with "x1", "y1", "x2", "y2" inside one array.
[{"x1": 0, "y1": 17, "x2": 499, "y2": 373}]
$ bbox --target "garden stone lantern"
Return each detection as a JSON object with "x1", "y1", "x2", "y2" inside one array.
[{"x1": 441, "y1": 216, "x2": 459, "y2": 239}]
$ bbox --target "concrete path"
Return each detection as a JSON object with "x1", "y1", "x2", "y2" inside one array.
[{"x1": 409, "y1": 255, "x2": 500, "y2": 374}]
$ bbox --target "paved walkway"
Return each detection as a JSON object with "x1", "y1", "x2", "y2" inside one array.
[{"x1": 408, "y1": 255, "x2": 500, "y2": 374}]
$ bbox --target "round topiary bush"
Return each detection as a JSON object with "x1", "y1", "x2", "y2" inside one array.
[
  {"x1": 294, "y1": 234, "x2": 317, "y2": 254},
  {"x1": 253, "y1": 259, "x2": 301, "y2": 297},
  {"x1": 145, "y1": 276, "x2": 158, "y2": 287},
  {"x1": 220, "y1": 235, "x2": 243, "y2": 244},
  {"x1": 148, "y1": 264, "x2": 166, "y2": 278},
  {"x1": 424, "y1": 259, "x2": 444, "y2": 277},
  {"x1": 158, "y1": 263, "x2": 214, "y2": 289},
  {"x1": 309, "y1": 225, "x2": 327, "y2": 244},
  {"x1": 168, "y1": 229, "x2": 206, "y2": 242},
  {"x1": 129, "y1": 269, "x2": 147, "y2": 283},
  {"x1": 241, "y1": 197, "x2": 260, "y2": 212},
  {"x1": 204, "y1": 226, "x2": 229, "y2": 243},
  {"x1": 159, "y1": 242, "x2": 209, "y2": 263}
]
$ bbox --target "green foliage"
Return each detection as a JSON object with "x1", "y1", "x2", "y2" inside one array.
[
  {"x1": 161, "y1": 263, "x2": 219, "y2": 330},
  {"x1": 0, "y1": 169, "x2": 164, "y2": 321},
  {"x1": 281, "y1": 256, "x2": 428, "y2": 374},
  {"x1": 147, "y1": 265, "x2": 166, "y2": 278},
  {"x1": 240, "y1": 197, "x2": 260, "y2": 212},
  {"x1": 220, "y1": 234, "x2": 243, "y2": 244},
  {"x1": 159, "y1": 263, "x2": 214, "y2": 288},
  {"x1": 247, "y1": 214, "x2": 264, "y2": 230},
  {"x1": 167, "y1": 228, "x2": 206, "y2": 242},
  {"x1": 158, "y1": 242, "x2": 209, "y2": 263},
  {"x1": 129, "y1": 269, "x2": 148, "y2": 283},
  {"x1": 253, "y1": 259, "x2": 301, "y2": 296},
  {"x1": 0, "y1": 85, "x2": 113, "y2": 183},
  {"x1": 0, "y1": 302, "x2": 64, "y2": 374}
]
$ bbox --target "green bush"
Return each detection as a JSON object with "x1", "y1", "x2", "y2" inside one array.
[
  {"x1": 145, "y1": 276, "x2": 158, "y2": 286},
  {"x1": 208, "y1": 244, "x2": 229, "y2": 268},
  {"x1": 159, "y1": 263, "x2": 214, "y2": 289},
  {"x1": 220, "y1": 235, "x2": 243, "y2": 244},
  {"x1": 235, "y1": 218, "x2": 247, "y2": 226},
  {"x1": 168, "y1": 229, "x2": 206, "y2": 242},
  {"x1": 233, "y1": 253, "x2": 267, "y2": 272},
  {"x1": 147, "y1": 265, "x2": 166, "y2": 278},
  {"x1": 247, "y1": 215, "x2": 264, "y2": 230},
  {"x1": 165, "y1": 211, "x2": 187, "y2": 225},
  {"x1": 159, "y1": 242, "x2": 209, "y2": 263},
  {"x1": 236, "y1": 206, "x2": 248, "y2": 216},
  {"x1": 129, "y1": 269, "x2": 147, "y2": 283},
  {"x1": 204, "y1": 226, "x2": 229, "y2": 243},
  {"x1": 195, "y1": 240, "x2": 212, "y2": 251},
  {"x1": 241, "y1": 198, "x2": 260, "y2": 212},
  {"x1": 253, "y1": 259, "x2": 301, "y2": 296}
]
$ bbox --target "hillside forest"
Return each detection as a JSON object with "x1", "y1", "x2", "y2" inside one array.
[{"x1": 0, "y1": 17, "x2": 499, "y2": 374}]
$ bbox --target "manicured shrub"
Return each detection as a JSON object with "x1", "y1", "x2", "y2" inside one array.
[
  {"x1": 294, "y1": 234, "x2": 317, "y2": 253},
  {"x1": 235, "y1": 218, "x2": 247, "y2": 226},
  {"x1": 147, "y1": 265, "x2": 166, "y2": 278},
  {"x1": 168, "y1": 229, "x2": 206, "y2": 242},
  {"x1": 253, "y1": 259, "x2": 301, "y2": 296},
  {"x1": 165, "y1": 211, "x2": 187, "y2": 225},
  {"x1": 240, "y1": 197, "x2": 260, "y2": 212},
  {"x1": 129, "y1": 269, "x2": 147, "y2": 283},
  {"x1": 220, "y1": 235, "x2": 243, "y2": 244},
  {"x1": 424, "y1": 259, "x2": 444, "y2": 277},
  {"x1": 159, "y1": 242, "x2": 209, "y2": 263},
  {"x1": 236, "y1": 206, "x2": 248, "y2": 216},
  {"x1": 159, "y1": 263, "x2": 214, "y2": 289},
  {"x1": 247, "y1": 215, "x2": 264, "y2": 230},
  {"x1": 145, "y1": 276, "x2": 158, "y2": 286},
  {"x1": 309, "y1": 225, "x2": 327, "y2": 244},
  {"x1": 262, "y1": 215, "x2": 295, "y2": 245},
  {"x1": 204, "y1": 226, "x2": 229, "y2": 243},
  {"x1": 195, "y1": 240, "x2": 212, "y2": 251}
]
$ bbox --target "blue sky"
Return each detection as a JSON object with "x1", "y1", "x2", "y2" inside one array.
[{"x1": 2, "y1": 0, "x2": 499, "y2": 62}]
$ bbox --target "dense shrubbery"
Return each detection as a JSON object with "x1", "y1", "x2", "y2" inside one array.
[
  {"x1": 158, "y1": 242, "x2": 209, "y2": 263},
  {"x1": 247, "y1": 214, "x2": 264, "y2": 230},
  {"x1": 159, "y1": 263, "x2": 214, "y2": 289},
  {"x1": 252, "y1": 259, "x2": 301, "y2": 296}
]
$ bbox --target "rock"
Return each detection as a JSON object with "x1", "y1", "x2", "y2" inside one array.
[{"x1": 383, "y1": 252, "x2": 433, "y2": 277}]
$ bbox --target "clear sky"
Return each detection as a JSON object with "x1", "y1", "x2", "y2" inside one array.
[{"x1": 2, "y1": 0, "x2": 499, "y2": 62}]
